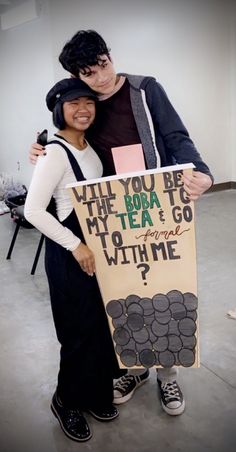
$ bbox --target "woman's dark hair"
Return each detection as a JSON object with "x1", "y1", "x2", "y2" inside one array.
[
  {"x1": 59, "y1": 30, "x2": 111, "y2": 77},
  {"x1": 52, "y1": 102, "x2": 66, "y2": 130}
]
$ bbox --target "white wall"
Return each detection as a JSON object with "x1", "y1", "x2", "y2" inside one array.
[
  {"x1": 0, "y1": 0, "x2": 54, "y2": 186},
  {"x1": 0, "y1": 0, "x2": 235, "y2": 187},
  {"x1": 230, "y1": 9, "x2": 236, "y2": 181}
]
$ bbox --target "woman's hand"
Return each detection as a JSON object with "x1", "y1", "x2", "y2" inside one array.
[
  {"x1": 72, "y1": 242, "x2": 96, "y2": 276},
  {"x1": 29, "y1": 142, "x2": 46, "y2": 165}
]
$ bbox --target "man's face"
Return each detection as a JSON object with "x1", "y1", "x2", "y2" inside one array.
[{"x1": 79, "y1": 55, "x2": 117, "y2": 95}]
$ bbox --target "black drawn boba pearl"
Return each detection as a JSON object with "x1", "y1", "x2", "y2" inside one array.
[
  {"x1": 169, "y1": 302, "x2": 186, "y2": 320},
  {"x1": 168, "y1": 334, "x2": 183, "y2": 352},
  {"x1": 125, "y1": 294, "x2": 140, "y2": 308},
  {"x1": 178, "y1": 348, "x2": 195, "y2": 367},
  {"x1": 120, "y1": 349, "x2": 137, "y2": 367},
  {"x1": 152, "y1": 336, "x2": 168, "y2": 352},
  {"x1": 152, "y1": 293, "x2": 170, "y2": 312},
  {"x1": 112, "y1": 314, "x2": 127, "y2": 329},
  {"x1": 179, "y1": 318, "x2": 196, "y2": 336},
  {"x1": 127, "y1": 313, "x2": 144, "y2": 332},
  {"x1": 154, "y1": 309, "x2": 171, "y2": 324},
  {"x1": 132, "y1": 326, "x2": 149, "y2": 344},
  {"x1": 127, "y1": 302, "x2": 144, "y2": 316},
  {"x1": 151, "y1": 320, "x2": 168, "y2": 337},
  {"x1": 139, "y1": 349, "x2": 156, "y2": 367},
  {"x1": 113, "y1": 327, "x2": 130, "y2": 345},
  {"x1": 106, "y1": 299, "x2": 123, "y2": 318},
  {"x1": 180, "y1": 335, "x2": 196, "y2": 350},
  {"x1": 139, "y1": 297, "x2": 154, "y2": 316},
  {"x1": 187, "y1": 311, "x2": 197, "y2": 321},
  {"x1": 115, "y1": 344, "x2": 122, "y2": 355},
  {"x1": 159, "y1": 350, "x2": 175, "y2": 367},
  {"x1": 167, "y1": 290, "x2": 184, "y2": 304},
  {"x1": 183, "y1": 292, "x2": 198, "y2": 311}
]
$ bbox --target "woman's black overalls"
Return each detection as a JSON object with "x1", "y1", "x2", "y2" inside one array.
[{"x1": 44, "y1": 141, "x2": 122, "y2": 409}]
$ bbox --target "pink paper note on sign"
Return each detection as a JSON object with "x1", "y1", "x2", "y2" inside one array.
[{"x1": 111, "y1": 144, "x2": 146, "y2": 175}]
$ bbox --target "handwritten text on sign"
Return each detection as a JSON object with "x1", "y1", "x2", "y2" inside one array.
[{"x1": 68, "y1": 165, "x2": 199, "y2": 368}]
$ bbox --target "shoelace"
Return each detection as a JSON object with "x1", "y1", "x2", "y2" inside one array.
[
  {"x1": 114, "y1": 375, "x2": 135, "y2": 391},
  {"x1": 161, "y1": 381, "x2": 181, "y2": 402}
]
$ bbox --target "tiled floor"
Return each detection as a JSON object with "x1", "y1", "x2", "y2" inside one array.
[{"x1": 0, "y1": 189, "x2": 236, "y2": 452}]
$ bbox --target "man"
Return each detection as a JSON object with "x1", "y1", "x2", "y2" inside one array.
[{"x1": 30, "y1": 29, "x2": 213, "y2": 416}]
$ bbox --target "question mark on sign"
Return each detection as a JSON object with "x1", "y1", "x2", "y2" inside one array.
[{"x1": 136, "y1": 263, "x2": 150, "y2": 285}]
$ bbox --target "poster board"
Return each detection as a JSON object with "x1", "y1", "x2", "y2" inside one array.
[{"x1": 67, "y1": 164, "x2": 199, "y2": 368}]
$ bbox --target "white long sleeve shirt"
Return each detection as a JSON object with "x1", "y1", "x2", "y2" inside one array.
[{"x1": 24, "y1": 137, "x2": 103, "y2": 251}]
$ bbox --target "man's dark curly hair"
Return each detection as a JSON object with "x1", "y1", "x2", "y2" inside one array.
[{"x1": 59, "y1": 30, "x2": 111, "y2": 77}]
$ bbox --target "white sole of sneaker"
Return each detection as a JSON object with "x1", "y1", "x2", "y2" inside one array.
[
  {"x1": 113, "y1": 376, "x2": 149, "y2": 405},
  {"x1": 161, "y1": 399, "x2": 185, "y2": 416}
]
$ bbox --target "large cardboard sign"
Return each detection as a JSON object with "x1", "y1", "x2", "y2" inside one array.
[{"x1": 67, "y1": 164, "x2": 199, "y2": 368}]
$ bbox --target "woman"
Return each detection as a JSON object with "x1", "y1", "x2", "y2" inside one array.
[{"x1": 25, "y1": 78, "x2": 121, "y2": 442}]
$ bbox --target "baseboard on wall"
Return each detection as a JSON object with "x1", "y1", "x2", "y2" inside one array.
[{"x1": 207, "y1": 181, "x2": 236, "y2": 193}]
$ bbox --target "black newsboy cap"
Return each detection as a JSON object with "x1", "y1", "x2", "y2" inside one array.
[{"x1": 46, "y1": 78, "x2": 97, "y2": 112}]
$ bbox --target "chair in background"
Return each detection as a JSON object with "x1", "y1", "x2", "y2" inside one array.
[{"x1": 6, "y1": 204, "x2": 44, "y2": 275}]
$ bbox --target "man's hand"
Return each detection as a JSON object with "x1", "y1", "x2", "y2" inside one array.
[
  {"x1": 182, "y1": 170, "x2": 213, "y2": 201},
  {"x1": 29, "y1": 142, "x2": 46, "y2": 165},
  {"x1": 72, "y1": 242, "x2": 96, "y2": 276}
]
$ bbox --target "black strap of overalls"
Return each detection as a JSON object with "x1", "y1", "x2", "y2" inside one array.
[
  {"x1": 45, "y1": 139, "x2": 86, "y2": 216},
  {"x1": 49, "y1": 139, "x2": 86, "y2": 181}
]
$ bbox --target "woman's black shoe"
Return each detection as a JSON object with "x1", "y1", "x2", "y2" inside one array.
[
  {"x1": 87, "y1": 405, "x2": 119, "y2": 421},
  {"x1": 51, "y1": 392, "x2": 92, "y2": 442}
]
